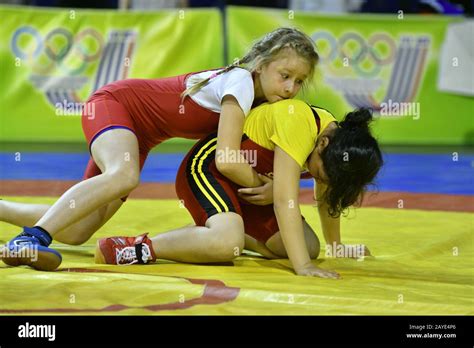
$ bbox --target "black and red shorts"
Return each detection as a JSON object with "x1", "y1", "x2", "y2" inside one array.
[{"x1": 175, "y1": 133, "x2": 283, "y2": 244}]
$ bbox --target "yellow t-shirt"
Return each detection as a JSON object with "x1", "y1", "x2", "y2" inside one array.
[{"x1": 243, "y1": 99, "x2": 337, "y2": 168}]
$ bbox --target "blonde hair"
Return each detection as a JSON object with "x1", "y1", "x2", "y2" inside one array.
[{"x1": 181, "y1": 27, "x2": 319, "y2": 100}]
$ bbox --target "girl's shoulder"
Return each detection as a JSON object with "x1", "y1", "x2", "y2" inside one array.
[{"x1": 220, "y1": 67, "x2": 252, "y2": 83}]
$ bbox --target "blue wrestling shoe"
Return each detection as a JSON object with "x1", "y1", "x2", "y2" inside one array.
[{"x1": 1, "y1": 226, "x2": 62, "y2": 271}]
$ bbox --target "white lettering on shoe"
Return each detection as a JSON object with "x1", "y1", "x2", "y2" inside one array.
[
  {"x1": 140, "y1": 245, "x2": 151, "y2": 264},
  {"x1": 115, "y1": 244, "x2": 152, "y2": 265}
]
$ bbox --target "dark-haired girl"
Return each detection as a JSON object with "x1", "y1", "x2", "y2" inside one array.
[{"x1": 96, "y1": 100, "x2": 383, "y2": 279}]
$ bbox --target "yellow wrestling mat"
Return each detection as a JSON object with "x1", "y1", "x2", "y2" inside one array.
[{"x1": 0, "y1": 197, "x2": 472, "y2": 315}]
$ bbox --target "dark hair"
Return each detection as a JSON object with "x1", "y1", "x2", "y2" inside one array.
[{"x1": 320, "y1": 108, "x2": 383, "y2": 217}]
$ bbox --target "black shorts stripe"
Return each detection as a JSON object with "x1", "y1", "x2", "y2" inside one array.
[{"x1": 184, "y1": 133, "x2": 236, "y2": 218}]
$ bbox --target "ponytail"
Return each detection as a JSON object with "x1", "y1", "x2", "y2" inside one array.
[{"x1": 339, "y1": 108, "x2": 372, "y2": 131}]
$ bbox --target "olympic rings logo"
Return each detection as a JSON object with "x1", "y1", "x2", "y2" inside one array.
[
  {"x1": 11, "y1": 26, "x2": 104, "y2": 75},
  {"x1": 311, "y1": 31, "x2": 397, "y2": 78}
]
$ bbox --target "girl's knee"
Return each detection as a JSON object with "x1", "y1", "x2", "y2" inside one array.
[
  {"x1": 308, "y1": 241, "x2": 321, "y2": 259},
  {"x1": 265, "y1": 234, "x2": 288, "y2": 258},
  {"x1": 204, "y1": 213, "x2": 245, "y2": 261},
  {"x1": 265, "y1": 221, "x2": 321, "y2": 259},
  {"x1": 303, "y1": 222, "x2": 321, "y2": 259},
  {"x1": 208, "y1": 228, "x2": 245, "y2": 262},
  {"x1": 106, "y1": 170, "x2": 140, "y2": 195}
]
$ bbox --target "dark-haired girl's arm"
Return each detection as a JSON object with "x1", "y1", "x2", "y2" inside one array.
[
  {"x1": 215, "y1": 95, "x2": 264, "y2": 188},
  {"x1": 316, "y1": 180, "x2": 372, "y2": 258},
  {"x1": 274, "y1": 146, "x2": 340, "y2": 279},
  {"x1": 315, "y1": 181, "x2": 342, "y2": 246}
]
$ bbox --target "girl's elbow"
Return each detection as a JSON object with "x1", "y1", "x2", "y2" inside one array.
[{"x1": 215, "y1": 160, "x2": 233, "y2": 175}]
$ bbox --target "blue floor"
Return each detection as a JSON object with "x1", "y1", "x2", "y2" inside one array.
[{"x1": 0, "y1": 152, "x2": 473, "y2": 195}]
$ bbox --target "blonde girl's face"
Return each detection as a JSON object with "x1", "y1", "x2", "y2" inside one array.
[{"x1": 255, "y1": 48, "x2": 312, "y2": 103}]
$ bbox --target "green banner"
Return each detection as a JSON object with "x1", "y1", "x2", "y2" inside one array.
[
  {"x1": 0, "y1": 6, "x2": 223, "y2": 142},
  {"x1": 1, "y1": 5, "x2": 472, "y2": 145},
  {"x1": 227, "y1": 7, "x2": 473, "y2": 145}
]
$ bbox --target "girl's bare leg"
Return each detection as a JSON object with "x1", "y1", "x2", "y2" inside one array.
[
  {"x1": 150, "y1": 212, "x2": 245, "y2": 263},
  {"x1": 264, "y1": 220, "x2": 321, "y2": 259},
  {"x1": 0, "y1": 199, "x2": 123, "y2": 245},
  {"x1": 243, "y1": 234, "x2": 280, "y2": 259},
  {"x1": 32, "y1": 129, "x2": 140, "y2": 236}
]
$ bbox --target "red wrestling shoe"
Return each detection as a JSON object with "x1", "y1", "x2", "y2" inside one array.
[{"x1": 95, "y1": 233, "x2": 156, "y2": 265}]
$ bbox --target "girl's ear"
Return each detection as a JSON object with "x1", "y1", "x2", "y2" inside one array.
[
  {"x1": 316, "y1": 136, "x2": 330, "y2": 154},
  {"x1": 253, "y1": 57, "x2": 266, "y2": 74}
]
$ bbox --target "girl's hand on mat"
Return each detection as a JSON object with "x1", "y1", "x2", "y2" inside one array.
[
  {"x1": 238, "y1": 174, "x2": 273, "y2": 205},
  {"x1": 295, "y1": 264, "x2": 341, "y2": 279}
]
